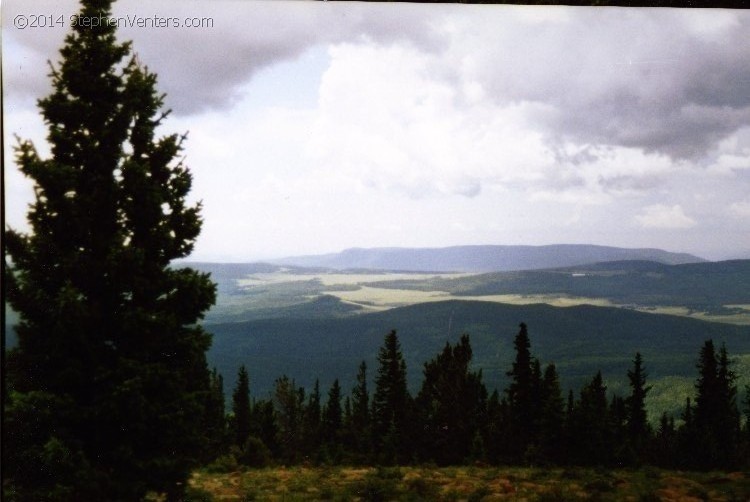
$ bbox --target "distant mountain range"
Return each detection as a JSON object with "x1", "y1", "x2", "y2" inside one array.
[{"x1": 274, "y1": 244, "x2": 705, "y2": 272}]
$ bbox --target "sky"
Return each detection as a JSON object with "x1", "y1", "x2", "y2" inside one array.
[{"x1": 4, "y1": 1, "x2": 750, "y2": 262}]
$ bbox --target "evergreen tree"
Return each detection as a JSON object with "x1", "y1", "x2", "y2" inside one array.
[
  {"x1": 323, "y1": 380, "x2": 343, "y2": 439},
  {"x1": 562, "y1": 389, "x2": 576, "y2": 464},
  {"x1": 234, "y1": 383, "x2": 274, "y2": 470},
  {"x1": 694, "y1": 340, "x2": 719, "y2": 426},
  {"x1": 372, "y1": 330, "x2": 410, "y2": 464},
  {"x1": 352, "y1": 362, "x2": 370, "y2": 424},
  {"x1": 339, "y1": 361, "x2": 371, "y2": 463},
  {"x1": 675, "y1": 397, "x2": 698, "y2": 469},
  {"x1": 303, "y1": 379, "x2": 322, "y2": 457},
  {"x1": 537, "y1": 364, "x2": 565, "y2": 464},
  {"x1": 609, "y1": 394, "x2": 630, "y2": 464},
  {"x1": 692, "y1": 340, "x2": 740, "y2": 469},
  {"x1": 505, "y1": 323, "x2": 540, "y2": 460},
  {"x1": 717, "y1": 344, "x2": 741, "y2": 466},
  {"x1": 203, "y1": 368, "x2": 227, "y2": 461},
  {"x1": 683, "y1": 397, "x2": 694, "y2": 430},
  {"x1": 415, "y1": 335, "x2": 487, "y2": 465},
  {"x1": 4, "y1": 0, "x2": 216, "y2": 499},
  {"x1": 531, "y1": 359, "x2": 543, "y2": 413},
  {"x1": 566, "y1": 389, "x2": 575, "y2": 420},
  {"x1": 652, "y1": 412, "x2": 677, "y2": 468},
  {"x1": 250, "y1": 399, "x2": 279, "y2": 458},
  {"x1": 484, "y1": 389, "x2": 505, "y2": 463},
  {"x1": 342, "y1": 397, "x2": 352, "y2": 433},
  {"x1": 273, "y1": 375, "x2": 305, "y2": 463},
  {"x1": 322, "y1": 379, "x2": 343, "y2": 461},
  {"x1": 742, "y1": 386, "x2": 750, "y2": 467},
  {"x1": 570, "y1": 371, "x2": 611, "y2": 466},
  {"x1": 350, "y1": 360, "x2": 371, "y2": 458},
  {"x1": 625, "y1": 352, "x2": 652, "y2": 460},
  {"x1": 232, "y1": 366, "x2": 252, "y2": 449}
]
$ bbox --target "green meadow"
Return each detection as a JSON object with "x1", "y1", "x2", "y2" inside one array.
[{"x1": 201, "y1": 265, "x2": 750, "y2": 325}]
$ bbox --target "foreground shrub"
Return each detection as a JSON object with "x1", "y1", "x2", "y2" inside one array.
[
  {"x1": 238, "y1": 437, "x2": 273, "y2": 467},
  {"x1": 348, "y1": 468, "x2": 403, "y2": 502},
  {"x1": 205, "y1": 454, "x2": 239, "y2": 474}
]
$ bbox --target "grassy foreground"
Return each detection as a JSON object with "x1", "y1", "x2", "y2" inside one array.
[{"x1": 184, "y1": 465, "x2": 750, "y2": 501}]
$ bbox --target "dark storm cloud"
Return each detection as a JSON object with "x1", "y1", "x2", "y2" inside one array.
[
  {"x1": 471, "y1": 8, "x2": 750, "y2": 160},
  {"x1": 5, "y1": 0, "x2": 445, "y2": 115},
  {"x1": 7, "y1": 2, "x2": 749, "y2": 161},
  {"x1": 553, "y1": 45, "x2": 750, "y2": 160},
  {"x1": 115, "y1": 1, "x2": 448, "y2": 115}
]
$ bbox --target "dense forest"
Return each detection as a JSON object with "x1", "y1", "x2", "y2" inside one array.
[{"x1": 205, "y1": 325, "x2": 750, "y2": 472}]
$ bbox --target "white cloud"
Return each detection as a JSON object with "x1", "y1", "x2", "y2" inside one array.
[
  {"x1": 635, "y1": 204, "x2": 697, "y2": 229},
  {"x1": 305, "y1": 42, "x2": 556, "y2": 200},
  {"x1": 708, "y1": 153, "x2": 750, "y2": 175},
  {"x1": 680, "y1": 8, "x2": 741, "y2": 40},
  {"x1": 729, "y1": 201, "x2": 750, "y2": 219},
  {"x1": 5, "y1": 3, "x2": 750, "y2": 260}
]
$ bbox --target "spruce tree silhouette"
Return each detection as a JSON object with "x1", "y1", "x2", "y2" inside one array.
[{"x1": 4, "y1": 0, "x2": 216, "y2": 498}]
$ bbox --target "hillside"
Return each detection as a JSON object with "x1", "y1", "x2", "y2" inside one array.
[
  {"x1": 207, "y1": 299, "x2": 750, "y2": 418},
  {"x1": 274, "y1": 244, "x2": 705, "y2": 272},
  {"x1": 7, "y1": 259, "x2": 747, "y2": 349},
  {"x1": 7, "y1": 257, "x2": 747, "y2": 421},
  {"x1": 368, "y1": 259, "x2": 750, "y2": 312}
]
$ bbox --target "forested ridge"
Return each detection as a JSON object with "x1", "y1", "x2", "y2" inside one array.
[
  {"x1": 206, "y1": 325, "x2": 750, "y2": 471},
  {"x1": 206, "y1": 299, "x2": 750, "y2": 404}
]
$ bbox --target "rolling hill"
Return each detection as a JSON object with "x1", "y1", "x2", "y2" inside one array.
[
  {"x1": 206, "y1": 299, "x2": 750, "y2": 418},
  {"x1": 274, "y1": 244, "x2": 705, "y2": 272},
  {"x1": 367, "y1": 259, "x2": 750, "y2": 312},
  {"x1": 6, "y1": 256, "x2": 749, "y2": 420}
]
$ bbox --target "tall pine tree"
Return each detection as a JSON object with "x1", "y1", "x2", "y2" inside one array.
[
  {"x1": 322, "y1": 379, "x2": 343, "y2": 442},
  {"x1": 743, "y1": 386, "x2": 750, "y2": 467},
  {"x1": 203, "y1": 368, "x2": 227, "y2": 461},
  {"x1": 570, "y1": 371, "x2": 611, "y2": 466},
  {"x1": 537, "y1": 363, "x2": 565, "y2": 464},
  {"x1": 273, "y1": 375, "x2": 305, "y2": 463},
  {"x1": 625, "y1": 352, "x2": 651, "y2": 460},
  {"x1": 415, "y1": 334, "x2": 487, "y2": 465},
  {"x1": 339, "y1": 361, "x2": 371, "y2": 462},
  {"x1": 692, "y1": 341, "x2": 740, "y2": 469},
  {"x1": 372, "y1": 330, "x2": 410, "y2": 464},
  {"x1": 350, "y1": 361, "x2": 371, "y2": 458},
  {"x1": 232, "y1": 365, "x2": 252, "y2": 449},
  {"x1": 4, "y1": 0, "x2": 216, "y2": 499},
  {"x1": 505, "y1": 323, "x2": 540, "y2": 461},
  {"x1": 303, "y1": 379, "x2": 323, "y2": 457},
  {"x1": 322, "y1": 379, "x2": 344, "y2": 461}
]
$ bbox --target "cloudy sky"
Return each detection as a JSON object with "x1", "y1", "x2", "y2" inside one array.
[{"x1": 4, "y1": 1, "x2": 750, "y2": 261}]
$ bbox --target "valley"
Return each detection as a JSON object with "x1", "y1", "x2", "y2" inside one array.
[
  {"x1": 6, "y1": 253, "x2": 750, "y2": 422},
  {"x1": 172, "y1": 255, "x2": 750, "y2": 423},
  {"x1": 197, "y1": 261, "x2": 750, "y2": 326}
]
